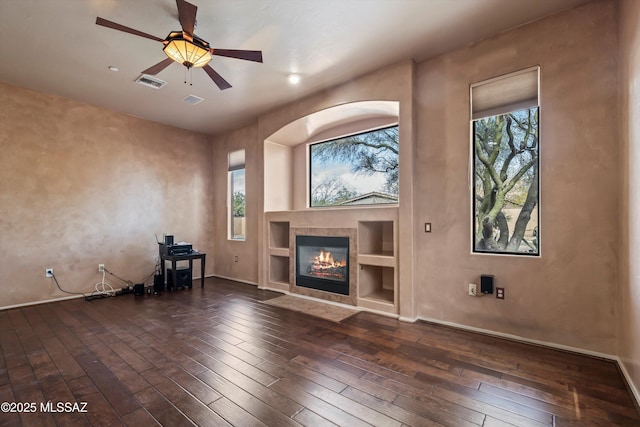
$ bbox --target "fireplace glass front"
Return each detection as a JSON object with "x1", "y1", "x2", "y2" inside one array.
[{"x1": 296, "y1": 235, "x2": 349, "y2": 295}]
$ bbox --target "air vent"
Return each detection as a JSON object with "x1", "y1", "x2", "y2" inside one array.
[
  {"x1": 182, "y1": 94, "x2": 204, "y2": 105},
  {"x1": 135, "y1": 74, "x2": 167, "y2": 89}
]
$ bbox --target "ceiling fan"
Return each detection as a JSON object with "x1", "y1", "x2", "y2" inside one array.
[{"x1": 96, "y1": 0, "x2": 263, "y2": 90}]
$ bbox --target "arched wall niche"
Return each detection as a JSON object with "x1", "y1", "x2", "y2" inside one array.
[{"x1": 264, "y1": 100, "x2": 400, "y2": 212}]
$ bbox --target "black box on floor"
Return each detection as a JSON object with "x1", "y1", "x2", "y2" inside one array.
[
  {"x1": 133, "y1": 283, "x2": 145, "y2": 296},
  {"x1": 153, "y1": 274, "x2": 164, "y2": 294},
  {"x1": 167, "y1": 267, "x2": 192, "y2": 290}
]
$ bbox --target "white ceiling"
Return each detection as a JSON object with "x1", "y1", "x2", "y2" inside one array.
[{"x1": 0, "y1": 0, "x2": 591, "y2": 136}]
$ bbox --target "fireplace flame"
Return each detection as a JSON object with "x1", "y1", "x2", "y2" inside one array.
[{"x1": 314, "y1": 250, "x2": 346, "y2": 268}]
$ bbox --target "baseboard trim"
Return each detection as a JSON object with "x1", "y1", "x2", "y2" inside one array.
[
  {"x1": 616, "y1": 357, "x2": 640, "y2": 412},
  {"x1": 211, "y1": 274, "x2": 259, "y2": 287},
  {"x1": 1, "y1": 294, "x2": 85, "y2": 311}
]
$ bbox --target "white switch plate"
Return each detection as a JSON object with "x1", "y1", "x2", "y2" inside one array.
[{"x1": 468, "y1": 283, "x2": 477, "y2": 296}]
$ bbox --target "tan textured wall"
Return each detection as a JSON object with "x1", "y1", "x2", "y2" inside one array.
[
  {"x1": 619, "y1": 0, "x2": 640, "y2": 398},
  {"x1": 210, "y1": 123, "x2": 260, "y2": 284},
  {"x1": 415, "y1": 0, "x2": 619, "y2": 354},
  {"x1": 0, "y1": 83, "x2": 214, "y2": 308}
]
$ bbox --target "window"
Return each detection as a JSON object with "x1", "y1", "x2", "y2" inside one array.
[
  {"x1": 228, "y1": 149, "x2": 245, "y2": 240},
  {"x1": 471, "y1": 67, "x2": 540, "y2": 255},
  {"x1": 309, "y1": 125, "x2": 399, "y2": 207}
]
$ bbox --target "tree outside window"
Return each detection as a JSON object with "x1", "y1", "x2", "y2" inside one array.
[
  {"x1": 473, "y1": 107, "x2": 539, "y2": 255},
  {"x1": 230, "y1": 168, "x2": 245, "y2": 240},
  {"x1": 228, "y1": 149, "x2": 245, "y2": 241},
  {"x1": 310, "y1": 125, "x2": 399, "y2": 207}
]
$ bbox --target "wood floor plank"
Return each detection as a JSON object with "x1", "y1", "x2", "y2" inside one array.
[
  {"x1": 141, "y1": 369, "x2": 230, "y2": 427},
  {"x1": 196, "y1": 369, "x2": 302, "y2": 427},
  {"x1": 207, "y1": 396, "x2": 270, "y2": 427},
  {"x1": 191, "y1": 349, "x2": 302, "y2": 417},
  {"x1": 135, "y1": 386, "x2": 196, "y2": 427},
  {"x1": 66, "y1": 375, "x2": 126, "y2": 426},
  {"x1": 74, "y1": 352, "x2": 142, "y2": 416},
  {"x1": 257, "y1": 358, "x2": 349, "y2": 394},
  {"x1": 180, "y1": 333, "x2": 279, "y2": 387},
  {"x1": 268, "y1": 376, "x2": 373, "y2": 427},
  {"x1": 392, "y1": 392, "x2": 482, "y2": 427},
  {"x1": 0, "y1": 277, "x2": 637, "y2": 427},
  {"x1": 292, "y1": 408, "x2": 340, "y2": 427},
  {"x1": 121, "y1": 407, "x2": 162, "y2": 427},
  {"x1": 431, "y1": 386, "x2": 552, "y2": 427}
]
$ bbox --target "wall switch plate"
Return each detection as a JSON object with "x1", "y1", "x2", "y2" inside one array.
[
  {"x1": 425, "y1": 223, "x2": 432, "y2": 233},
  {"x1": 45, "y1": 268, "x2": 54, "y2": 278},
  {"x1": 468, "y1": 283, "x2": 477, "y2": 296},
  {"x1": 496, "y1": 287, "x2": 505, "y2": 299}
]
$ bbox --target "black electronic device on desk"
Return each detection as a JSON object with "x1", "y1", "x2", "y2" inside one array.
[
  {"x1": 159, "y1": 235, "x2": 193, "y2": 255},
  {"x1": 167, "y1": 244, "x2": 192, "y2": 255}
]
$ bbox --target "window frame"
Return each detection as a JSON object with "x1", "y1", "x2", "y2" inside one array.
[
  {"x1": 470, "y1": 66, "x2": 540, "y2": 257},
  {"x1": 228, "y1": 149, "x2": 246, "y2": 241}
]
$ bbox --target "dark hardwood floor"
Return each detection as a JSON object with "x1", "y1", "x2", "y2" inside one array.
[{"x1": 1, "y1": 277, "x2": 638, "y2": 426}]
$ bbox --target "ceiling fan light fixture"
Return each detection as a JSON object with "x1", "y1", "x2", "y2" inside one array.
[{"x1": 163, "y1": 32, "x2": 211, "y2": 69}]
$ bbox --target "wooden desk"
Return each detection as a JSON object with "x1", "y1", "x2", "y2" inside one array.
[{"x1": 160, "y1": 251, "x2": 206, "y2": 290}]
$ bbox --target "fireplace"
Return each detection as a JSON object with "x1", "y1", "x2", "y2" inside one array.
[{"x1": 295, "y1": 235, "x2": 349, "y2": 295}]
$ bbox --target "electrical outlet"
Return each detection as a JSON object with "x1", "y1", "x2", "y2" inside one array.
[
  {"x1": 45, "y1": 268, "x2": 54, "y2": 278},
  {"x1": 496, "y1": 287, "x2": 505, "y2": 299},
  {"x1": 98, "y1": 264, "x2": 105, "y2": 272},
  {"x1": 468, "y1": 283, "x2": 477, "y2": 296}
]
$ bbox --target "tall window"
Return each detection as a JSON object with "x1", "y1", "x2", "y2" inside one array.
[
  {"x1": 309, "y1": 125, "x2": 399, "y2": 207},
  {"x1": 471, "y1": 67, "x2": 540, "y2": 255},
  {"x1": 228, "y1": 149, "x2": 245, "y2": 240}
]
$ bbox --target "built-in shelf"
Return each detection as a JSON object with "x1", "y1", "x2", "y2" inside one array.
[
  {"x1": 363, "y1": 288, "x2": 395, "y2": 303},
  {"x1": 358, "y1": 221, "x2": 394, "y2": 257},
  {"x1": 357, "y1": 253, "x2": 396, "y2": 267},
  {"x1": 358, "y1": 264, "x2": 394, "y2": 303},
  {"x1": 357, "y1": 220, "x2": 397, "y2": 314},
  {"x1": 269, "y1": 247, "x2": 289, "y2": 257},
  {"x1": 270, "y1": 221, "x2": 290, "y2": 249},
  {"x1": 269, "y1": 255, "x2": 290, "y2": 285},
  {"x1": 268, "y1": 221, "x2": 291, "y2": 288}
]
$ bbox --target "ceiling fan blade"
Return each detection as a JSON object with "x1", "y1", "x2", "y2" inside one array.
[
  {"x1": 96, "y1": 17, "x2": 164, "y2": 42},
  {"x1": 203, "y1": 65, "x2": 232, "y2": 90},
  {"x1": 141, "y1": 58, "x2": 174, "y2": 75},
  {"x1": 212, "y1": 49, "x2": 263, "y2": 63},
  {"x1": 176, "y1": 0, "x2": 197, "y2": 36}
]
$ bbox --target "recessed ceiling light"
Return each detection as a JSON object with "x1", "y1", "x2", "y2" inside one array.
[
  {"x1": 287, "y1": 74, "x2": 301, "y2": 85},
  {"x1": 108, "y1": 66, "x2": 119, "y2": 72}
]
